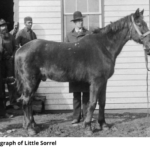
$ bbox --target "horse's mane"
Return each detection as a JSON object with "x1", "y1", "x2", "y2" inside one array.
[{"x1": 93, "y1": 14, "x2": 132, "y2": 35}]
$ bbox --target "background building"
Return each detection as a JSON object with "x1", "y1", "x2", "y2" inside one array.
[{"x1": 1, "y1": 0, "x2": 150, "y2": 110}]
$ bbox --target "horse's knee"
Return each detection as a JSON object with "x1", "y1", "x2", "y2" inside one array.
[
  {"x1": 17, "y1": 93, "x2": 31, "y2": 105},
  {"x1": 22, "y1": 95, "x2": 32, "y2": 105},
  {"x1": 22, "y1": 100, "x2": 29, "y2": 106}
]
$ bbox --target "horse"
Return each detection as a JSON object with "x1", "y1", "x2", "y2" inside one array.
[{"x1": 15, "y1": 9, "x2": 150, "y2": 136}]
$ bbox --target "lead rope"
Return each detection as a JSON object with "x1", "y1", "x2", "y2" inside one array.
[
  {"x1": 144, "y1": 48, "x2": 150, "y2": 117},
  {"x1": 131, "y1": 15, "x2": 150, "y2": 117}
]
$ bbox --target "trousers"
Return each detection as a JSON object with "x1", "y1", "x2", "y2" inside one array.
[
  {"x1": 0, "y1": 61, "x2": 6, "y2": 116},
  {"x1": 2, "y1": 57, "x2": 14, "y2": 103},
  {"x1": 73, "y1": 92, "x2": 89, "y2": 121},
  {"x1": 2, "y1": 57, "x2": 14, "y2": 78}
]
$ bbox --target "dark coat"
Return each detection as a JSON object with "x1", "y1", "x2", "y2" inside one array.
[
  {"x1": 9, "y1": 29, "x2": 19, "y2": 38},
  {"x1": 65, "y1": 27, "x2": 90, "y2": 92},
  {"x1": 0, "y1": 33, "x2": 16, "y2": 57},
  {"x1": 15, "y1": 27, "x2": 37, "y2": 49},
  {"x1": 0, "y1": 57, "x2": 5, "y2": 115},
  {"x1": 0, "y1": 33, "x2": 17, "y2": 78},
  {"x1": 0, "y1": 36, "x2": 3, "y2": 98},
  {"x1": 0, "y1": 62, "x2": 3, "y2": 98},
  {"x1": 0, "y1": 36, "x2": 5, "y2": 115}
]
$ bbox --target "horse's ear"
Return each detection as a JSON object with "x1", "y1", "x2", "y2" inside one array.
[
  {"x1": 134, "y1": 8, "x2": 140, "y2": 18},
  {"x1": 140, "y1": 9, "x2": 144, "y2": 15}
]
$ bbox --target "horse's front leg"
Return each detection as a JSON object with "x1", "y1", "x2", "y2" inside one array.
[
  {"x1": 83, "y1": 78, "x2": 105, "y2": 135},
  {"x1": 98, "y1": 81, "x2": 109, "y2": 130},
  {"x1": 22, "y1": 95, "x2": 37, "y2": 136}
]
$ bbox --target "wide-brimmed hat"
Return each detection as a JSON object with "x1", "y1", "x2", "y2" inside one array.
[
  {"x1": 71, "y1": 11, "x2": 85, "y2": 22},
  {"x1": 0, "y1": 19, "x2": 9, "y2": 26}
]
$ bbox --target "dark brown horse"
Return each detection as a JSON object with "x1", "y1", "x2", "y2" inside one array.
[{"x1": 15, "y1": 9, "x2": 150, "y2": 136}]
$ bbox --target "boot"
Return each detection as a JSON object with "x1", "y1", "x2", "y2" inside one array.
[{"x1": 6, "y1": 76, "x2": 16, "y2": 104}]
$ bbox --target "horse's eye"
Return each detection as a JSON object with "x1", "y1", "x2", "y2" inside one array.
[
  {"x1": 139, "y1": 24, "x2": 142, "y2": 27},
  {"x1": 137, "y1": 23, "x2": 142, "y2": 27}
]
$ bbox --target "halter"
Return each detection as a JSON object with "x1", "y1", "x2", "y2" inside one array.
[
  {"x1": 130, "y1": 15, "x2": 150, "y2": 71},
  {"x1": 131, "y1": 15, "x2": 150, "y2": 39},
  {"x1": 131, "y1": 15, "x2": 150, "y2": 117}
]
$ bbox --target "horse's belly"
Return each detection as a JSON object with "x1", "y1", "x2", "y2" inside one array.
[
  {"x1": 46, "y1": 66, "x2": 70, "y2": 82},
  {"x1": 48, "y1": 72, "x2": 69, "y2": 82}
]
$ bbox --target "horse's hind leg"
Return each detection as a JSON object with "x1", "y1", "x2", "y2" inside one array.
[
  {"x1": 21, "y1": 78, "x2": 41, "y2": 136},
  {"x1": 22, "y1": 97, "x2": 37, "y2": 130},
  {"x1": 22, "y1": 94, "x2": 37, "y2": 135},
  {"x1": 98, "y1": 82, "x2": 109, "y2": 130}
]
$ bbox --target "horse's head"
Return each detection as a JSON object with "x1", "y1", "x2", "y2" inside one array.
[{"x1": 130, "y1": 8, "x2": 150, "y2": 50}]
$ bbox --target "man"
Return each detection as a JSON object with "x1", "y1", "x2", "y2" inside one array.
[
  {"x1": 65, "y1": 11, "x2": 90, "y2": 124},
  {"x1": 9, "y1": 22, "x2": 19, "y2": 104},
  {"x1": 10, "y1": 22, "x2": 19, "y2": 38},
  {"x1": 0, "y1": 19, "x2": 16, "y2": 77},
  {"x1": 0, "y1": 19, "x2": 16, "y2": 118},
  {"x1": 0, "y1": 33, "x2": 6, "y2": 117},
  {"x1": 15, "y1": 16, "x2": 37, "y2": 49}
]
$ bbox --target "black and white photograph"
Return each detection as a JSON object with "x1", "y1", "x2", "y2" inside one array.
[{"x1": 0, "y1": 0, "x2": 150, "y2": 149}]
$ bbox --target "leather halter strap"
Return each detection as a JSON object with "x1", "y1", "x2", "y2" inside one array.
[
  {"x1": 131, "y1": 15, "x2": 150, "y2": 38},
  {"x1": 131, "y1": 15, "x2": 150, "y2": 71}
]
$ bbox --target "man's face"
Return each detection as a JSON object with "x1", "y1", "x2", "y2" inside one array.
[
  {"x1": 25, "y1": 21, "x2": 32, "y2": 30},
  {"x1": 14, "y1": 22, "x2": 19, "y2": 30},
  {"x1": 0, "y1": 24, "x2": 8, "y2": 34},
  {"x1": 74, "y1": 19, "x2": 83, "y2": 29}
]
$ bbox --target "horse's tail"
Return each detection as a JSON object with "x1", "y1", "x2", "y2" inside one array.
[{"x1": 14, "y1": 50, "x2": 24, "y2": 95}]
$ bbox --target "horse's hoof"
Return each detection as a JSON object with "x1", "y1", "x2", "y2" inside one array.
[
  {"x1": 100, "y1": 123, "x2": 110, "y2": 131},
  {"x1": 82, "y1": 121, "x2": 91, "y2": 128},
  {"x1": 84, "y1": 130, "x2": 93, "y2": 136},
  {"x1": 103, "y1": 125, "x2": 109, "y2": 131},
  {"x1": 27, "y1": 128, "x2": 36, "y2": 136},
  {"x1": 32, "y1": 122, "x2": 39, "y2": 129},
  {"x1": 23, "y1": 124, "x2": 27, "y2": 130}
]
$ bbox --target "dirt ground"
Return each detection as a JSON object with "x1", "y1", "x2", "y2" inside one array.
[{"x1": 0, "y1": 109, "x2": 150, "y2": 137}]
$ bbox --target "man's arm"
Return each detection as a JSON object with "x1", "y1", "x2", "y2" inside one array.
[
  {"x1": 15, "y1": 31, "x2": 21, "y2": 49},
  {"x1": 12, "y1": 36, "x2": 17, "y2": 55},
  {"x1": 33, "y1": 32, "x2": 37, "y2": 39},
  {"x1": 34, "y1": 33, "x2": 37, "y2": 39}
]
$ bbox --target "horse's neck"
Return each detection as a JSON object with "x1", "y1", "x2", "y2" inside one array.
[{"x1": 104, "y1": 25, "x2": 130, "y2": 62}]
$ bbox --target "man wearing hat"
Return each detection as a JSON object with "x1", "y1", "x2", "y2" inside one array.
[
  {"x1": 0, "y1": 19, "x2": 16, "y2": 118},
  {"x1": 15, "y1": 16, "x2": 37, "y2": 49},
  {"x1": 10, "y1": 22, "x2": 19, "y2": 38},
  {"x1": 65, "y1": 11, "x2": 91, "y2": 124}
]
